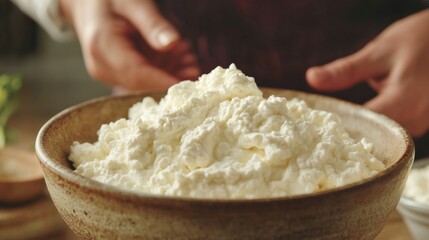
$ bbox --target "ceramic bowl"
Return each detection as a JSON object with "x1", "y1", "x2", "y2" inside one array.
[
  {"x1": 397, "y1": 158, "x2": 429, "y2": 240},
  {"x1": 36, "y1": 89, "x2": 414, "y2": 240}
]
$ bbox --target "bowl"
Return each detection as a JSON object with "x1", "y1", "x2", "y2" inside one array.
[
  {"x1": 35, "y1": 89, "x2": 414, "y2": 240},
  {"x1": 0, "y1": 146, "x2": 45, "y2": 203},
  {"x1": 397, "y1": 158, "x2": 429, "y2": 240}
]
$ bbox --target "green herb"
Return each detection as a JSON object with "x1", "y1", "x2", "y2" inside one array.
[{"x1": 0, "y1": 75, "x2": 22, "y2": 149}]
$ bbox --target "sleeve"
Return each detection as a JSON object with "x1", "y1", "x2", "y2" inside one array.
[{"x1": 11, "y1": 0, "x2": 75, "y2": 41}]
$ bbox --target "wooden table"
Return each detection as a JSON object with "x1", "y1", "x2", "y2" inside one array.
[
  {"x1": 377, "y1": 211, "x2": 412, "y2": 239},
  {"x1": 6, "y1": 99, "x2": 413, "y2": 240}
]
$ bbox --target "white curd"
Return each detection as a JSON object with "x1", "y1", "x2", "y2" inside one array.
[
  {"x1": 403, "y1": 163, "x2": 429, "y2": 204},
  {"x1": 69, "y1": 64, "x2": 385, "y2": 199}
]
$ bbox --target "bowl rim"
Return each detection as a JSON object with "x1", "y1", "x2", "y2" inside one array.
[
  {"x1": 35, "y1": 89, "x2": 415, "y2": 204},
  {"x1": 399, "y1": 158, "x2": 429, "y2": 212}
]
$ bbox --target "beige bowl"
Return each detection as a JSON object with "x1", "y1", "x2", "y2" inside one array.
[{"x1": 36, "y1": 89, "x2": 414, "y2": 240}]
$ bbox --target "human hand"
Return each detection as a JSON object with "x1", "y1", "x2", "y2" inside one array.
[
  {"x1": 306, "y1": 9, "x2": 429, "y2": 137},
  {"x1": 59, "y1": 0, "x2": 200, "y2": 90}
]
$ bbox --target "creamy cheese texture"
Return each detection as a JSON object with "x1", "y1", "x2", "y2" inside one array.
[
  {"x1": 403, "y1": 163, "x2": 429, "y2": 204},
  {"x1": 69, "y1": 64, "x2": 385, "y2": 199}
]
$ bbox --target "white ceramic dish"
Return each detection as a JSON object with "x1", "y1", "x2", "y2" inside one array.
[{"x1": 397, "y1": 158, "x2": 429, "y2": 240}]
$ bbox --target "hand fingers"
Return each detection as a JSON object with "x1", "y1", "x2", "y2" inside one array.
[
  {"x1": 166, "y1": 40, "x2": 193, "y2": 67},
  {"x1": 167, "y1": 41, "x2": 201, "y2": 79},
  {"x1": 364, "y1": 78, "x2": 429, "y2": 137},
  {"x1": 175, "y1": 65, "x2": 201, "y2": 80},
  {"x1": 367, "y1": 78, "x2": 386, "y2": 93},
  {"x1": 153, "y1": 40, "x2": 196, "y2": 74},
  {"x1": 84, "y1": 28, "x2": 179, "y2": 90},
  {"x1": 143, "y1": 39, "x2": 200, "y2": 80},
  {"x1": 113, "y1": 0, "x2": 180, "y2": 51},
  {"x1": 306, "y1": 43, "x2": 389, "y2": 91},
  {"x1": 364, "y1": 87, "x2": 402, "y2": 121}
]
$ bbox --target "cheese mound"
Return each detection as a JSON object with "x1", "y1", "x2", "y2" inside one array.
[
  {"x1": 69, "y1": 64, "x2": 385, "y2": 199},
  {"x1": 403, "y1": 163, "x2": 429, "y2": 204}
]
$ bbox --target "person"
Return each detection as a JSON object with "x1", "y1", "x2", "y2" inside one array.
[{"x1": 11, "y1": 0, "x2": 429, "y2": 156}]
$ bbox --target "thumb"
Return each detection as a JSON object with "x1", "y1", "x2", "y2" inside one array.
[
  {"x1": 306, "y1": 45, "x2": 387, "y2": 91},
  {"x1": 115, "y1": 0, "x2": 180, "y2": 51}
]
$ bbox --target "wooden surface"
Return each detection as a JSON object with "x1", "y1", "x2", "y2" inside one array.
[
  {"x1": 5, "y1": 96, "x2": 414, "y2": 240},
  {"x1": 0, "y1": 192, "x2": 69, "y2": 239},
  {"x1": 377, "y1": 211, "x2": 412, "y2": 240}
]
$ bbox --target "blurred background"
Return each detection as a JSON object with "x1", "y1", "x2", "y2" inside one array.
[
  {"x1": 0, "y1": 4, "x2": 105, "y2": 238},
  {"x1": 0, "y1": 2, "x2": 424, "y2": 239},
  {"x1": 0, "y1": 1, "x2": 110, "y2": 117}
]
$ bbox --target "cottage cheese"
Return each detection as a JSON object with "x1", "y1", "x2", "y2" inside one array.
[
  {"x1": 403, "y1": 163, "x2": 429, "y2": 204},
  {"x1": 69, "y1": 64, "x2": 385, "y2": 199}
]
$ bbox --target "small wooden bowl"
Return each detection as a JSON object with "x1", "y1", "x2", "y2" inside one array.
[
  {"x1": 36, "y1": 89, "x2": 414, "y2": 240},
  {"x1": 0, "y1": 147, "x2": 45, "y2": 203}
]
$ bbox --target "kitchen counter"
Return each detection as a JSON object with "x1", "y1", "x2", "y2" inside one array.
[{"x1": 6, "y1": 97, "x2": 413, "y2": 240}]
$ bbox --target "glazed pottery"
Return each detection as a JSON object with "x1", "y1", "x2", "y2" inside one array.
[{"x1": 36, "y1": 89, "x2": 414, "y2": 240}]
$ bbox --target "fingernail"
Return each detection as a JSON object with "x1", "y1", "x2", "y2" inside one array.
[
  {"x1": 157, "y1": 29, "x2": 179, "y2": 48},
  {"x1": 309, "y1": 68, "x2": 333, "y2": 82}
]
